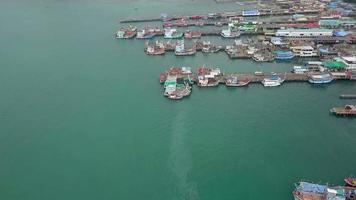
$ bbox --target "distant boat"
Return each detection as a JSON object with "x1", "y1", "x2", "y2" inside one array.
[
  {"x1": 115, "y1": 26, "x2": 137, "y2": 39},
  {"x1": 344, "y1": 177, "x2": 356, "y2": 187},
  {"x1": 175, "y1": 40, "x2": 196, "y2": 56},
  {"x1": 221, "y1": 28, "x2": 240, "y2": 38},
  {"x1": 308, "y1": 73, "x2": 333, "y2": 84},
  {"x1": 225, "y1": 76, "x2": 251, "y2": 87},
  {"x1": 164, "y1": 28, "x2": 183, "y2": 39},
  {"x1": 274, "y1": 50, "x2": 295, "y2": 60},
  {"x1": 136, "y1": 29, "x2": 156, "y2": 39},
  {"x1": 262, "y1": 75, "x2": 284, "y2": 87}
]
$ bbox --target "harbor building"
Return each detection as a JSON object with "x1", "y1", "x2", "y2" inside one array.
[{"x1": 275, "y1": 28, "x2": 333, "y2": 37}]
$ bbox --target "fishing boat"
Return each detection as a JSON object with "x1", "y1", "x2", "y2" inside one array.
[
  {"x1": 345, "y1": 177, "x2": 356, "y2": 187},
  {"x1": 252, "y1": 53, "x2": 275, "y2": 62},
  {"x1": 274, "y1": 50, "x2": 295, "y2": 60},
  {"x1": 136, "y1": 29, "x2": 157, "y2": 39},
  {"x1": 293, "y1": 182, "x2": 327, "y2": 200},
  {"x1": 308, "y1": 73, "x2": 333, "y2": 84},
  {"x1": 164, "y1": 76, "x2": 192, "y2": 100},
  {"x1": 115, "y1": 26, "x2": 137, "y2": 39},
  {"x1": 291, "y1": 46, "x2": 318, "y2": 57},
  {"x1": 330, "y1": 105, "x2": 356, "y2": 117},
  {"x1": 262, "y1": 75, "x2": 284, "y2": 87},
  {"x1": 145, "y1": 41, "x2": 165, "y2": 55},
  {"x1": 202, "y1": 41, "x2": 221, "y2": 53},
  {"x1": 175, "y1": 40, "x2": 196, "y2": 56},
  {"x1": 197, "y1": 67, "x2": 221, "y2": 87},
  {"x1": 184, "y1": 30, "x2": 202, "y2": 39},
  {"x1": 164, "y1": 28, "x2": 183, "y2": 39},
  {"x1": 293, "y1": 181, "x2": 356, "y2": 200},
  {"x1": 221, "y1": 28, "x2": 240, "y2": 38},
  {"x1": 225, "y1": 76, "x2": 251, "y2": 87}
]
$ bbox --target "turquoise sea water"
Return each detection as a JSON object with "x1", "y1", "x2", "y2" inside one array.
[{"x1": 0, "y1": 0, "x2": 356, "y2": 200}]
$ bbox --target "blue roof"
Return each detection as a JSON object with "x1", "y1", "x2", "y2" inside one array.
[
  {"x1": 334, "y1": 30, "x2": 348, "y2": 37},
  {"x1": 296, "y1": 182, "x2": 327, "y2": 194},
  {"x1": 242, "y1": 9, "x2": 259, "y2": 15}
]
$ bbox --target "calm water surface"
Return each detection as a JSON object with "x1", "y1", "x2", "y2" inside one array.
[{"x1": 0, "y1": 0, "x2": 355, "y2": 200}]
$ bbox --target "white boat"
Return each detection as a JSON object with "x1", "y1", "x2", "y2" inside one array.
[
  {"x1": 220, "y1": 28, "x2": 240, "y2": 38},
  {"x1": 308, "y1": 73, "x2": 333, "y2": 84},
  {"x1": 291, "y1": 46, "x2": 318, "y2": 57},
  {"x1": 262, "y1": 75, "x2": 284, "y2": 87},
  {"x1": 292, "y1": 66, "x2": 308, "y2": 74}
]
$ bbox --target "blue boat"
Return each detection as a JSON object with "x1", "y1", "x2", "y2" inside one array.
[
  {"x1": 274, "y1": 50, "x2": 295, "y2": 60},
  {"x1": 308, "y1": 73, "x2": 333, "y2": 84}
]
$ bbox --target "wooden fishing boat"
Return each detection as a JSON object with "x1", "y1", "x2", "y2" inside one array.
[{"x1": 345, "y1": 177, "x2": 356, "y2": 187}]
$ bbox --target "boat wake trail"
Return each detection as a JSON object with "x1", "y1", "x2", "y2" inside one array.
[{"x1": 169, "y1": 109, "x2": 199, "y2": 200}]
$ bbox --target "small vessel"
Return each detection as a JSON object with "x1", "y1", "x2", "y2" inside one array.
[
  {"x1": 184, "y1": 30, "x2": 202, "y2": 39},
  {"x1": 344, "y1": 177, "x2": 356, "y2": 187},
  {"x1": 197, "y1": 67, "x2": 221, "y2": 87},
  {"x1": 292, "y1": 66, "x2": 308, "y2": 74},
  {"x1": 136, "y1": 28, "x2": 157, "y2": 39},
  {"x1": 274, "y1": 50, "x2": 295, "y2": 60},
  {"x1": 175, "y1": 40, "x2": 196, "y2": 56},
  {"x1": 254, "y1": 71, "x2": 264, "y2": 76},
  {"x1": 225, "y1": 76, "x2": 251, "y2": 87},
  {"x1": 330, "y1": 105, "x2": 356, "y2": 117},
  {"x1": 115, "y1": 26, "x2": 137, "y2": 39},
  {"x1": 293, "y1": 182, "x2": 327, "y2": 200},
  {"x1": 262, "y1": 75, "x2": 284, "y2": 87},
  {"x1": 291, "y1": 46, "x2": 318, "y2": 57},
  {"x1": 252, "y1": 53, "x2": 275, "y2": 62},
  {"x1": 293, "y1": 181, "x2": 356, "y2": 200},
  {"x1": 164, "y1": 28, "x2": 183, "y2": 39},
  {"x1": 221, "y1": 28, "x2": 240, "y2": 38},
  {"x1": 145, "y1": 41, "x2": 165, "y2": 55},
  {"x1": 308, "y1": 73, "x2": 333, "y2": 84},
  {"x1": 164, "y1": 76, "x2": 192, "y2": 100},
  {"x1": 202, "y1": 41, "x2": 221, "y2": 53}
]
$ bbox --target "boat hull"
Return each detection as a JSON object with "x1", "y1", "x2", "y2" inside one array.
[{"x1": 308, "y1": 79, "x2": 333, "y2": 84}]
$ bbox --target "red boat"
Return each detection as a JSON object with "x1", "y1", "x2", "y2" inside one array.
[{"x1": 345, "y1": 177, "x2": 356, "y2": 187}]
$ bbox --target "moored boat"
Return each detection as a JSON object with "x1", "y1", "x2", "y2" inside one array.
[
  {"x1": 145, "y1": 41, "x2": 165, "y2": 55},
  {"x1": 164, "y1": 28, "x2": 183, "y2": 39},
  {"x1": 262, "y1": 75, "x2": 284, "y2": 87},
  {"x1": 221, "y1": 28, "x2": 240, "y2": 38},
  {"x1": 225, "y1": 76, "x2": 251, "y2": 87},
  {"x1": 274, "y1": 50, "x2": 295, "y2": 60},
  {"x1": 293, "y1": 181, "x2": 356, "y2": 200},
  {"x1": 115, "y1": 26, "x2": 137, "y2": 39},
  {"x1": 197, "y1": 67, "x2": 221, "y2": 87},
  {"x1": 175, "y1": 40, "x2": 196, "y2": 56},
  {"x1": 184, "y1": 30, "x2": 202, "y2": 39},
  {"x1": 308, "y1": 73, "x2": 333, "y2": 84},
  {"x1": 345, "y1": 177, "x2": 356, "y2": 187},
  {"x1": 330, "y1": 105, "x2": 356, "y2": 116},
  {"x1": 136, "y1": 28, "x2": 157, "y2": 39}
]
